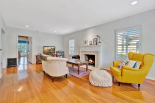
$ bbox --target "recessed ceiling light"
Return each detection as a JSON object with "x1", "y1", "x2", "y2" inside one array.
[
  {"x1": 131, "y1": 1, "x2": 138, "y2": 5},
  {"x1": 85, "y1": 25, "x2": 88, "y2": 27},
  {"x1": 25, "y1": 25, "x2": 29, "y2": 27},
  {"x1": 54, "y1": 31, "x2": 56, "y2": 32}
]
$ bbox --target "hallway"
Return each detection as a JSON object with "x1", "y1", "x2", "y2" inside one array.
[{"x1": 18, "y1": 57, "x2": 28, "y2": 65}]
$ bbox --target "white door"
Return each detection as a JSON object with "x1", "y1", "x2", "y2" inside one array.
[{"x1": 28, "y1": 37, "x2": 32, "y2": 63}]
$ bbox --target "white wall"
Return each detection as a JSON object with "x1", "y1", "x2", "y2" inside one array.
[
  {"x1": 6, "y1": 27, "x2": 64, "y2": 64},
  {"x1": 0, "y1": 13, "x2": 6, "y2": 47},
  {"x1": 0, "y1": 13, "x2": 6, "y2": 79},
  {"x1": 63, "y1": 9, "x2": 155, "y2": 80},
  {"x1": 1, "y1": 31, "x2": 6, "y2": 68}
]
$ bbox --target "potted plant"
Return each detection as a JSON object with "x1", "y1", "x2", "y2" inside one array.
[{"x1": 98, "y1": 41, "x2": 101, "y2": 45}]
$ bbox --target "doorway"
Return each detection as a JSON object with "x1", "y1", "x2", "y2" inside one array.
[{"x1": 18, "y1": 36, "x2": 29, "y2": 65}]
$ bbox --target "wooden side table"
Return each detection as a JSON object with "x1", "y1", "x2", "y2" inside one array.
[{"x1": 36, "y1": 55, "x2": 42, "y2": 64}]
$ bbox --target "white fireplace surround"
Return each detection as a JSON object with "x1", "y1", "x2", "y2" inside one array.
[{"x1": 80, "y1": 45, "x2": 102, "y2": 68}]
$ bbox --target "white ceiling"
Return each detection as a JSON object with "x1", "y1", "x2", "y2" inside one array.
[{"x1": 0, "y1": 0, "x2": 155, "y2": 35}]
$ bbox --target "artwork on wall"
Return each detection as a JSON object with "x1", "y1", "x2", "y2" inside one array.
[
  {"x1": 83, "y1": 40, "x2": 88, "y2": 45},
  {"x1": 89, "y1": 41, "x2": 92, "y2": 45},
  {"x1": 93, "y1": 38, "x2": 98, "y2": 45}
]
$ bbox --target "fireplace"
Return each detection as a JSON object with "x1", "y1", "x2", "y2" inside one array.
[
  {"x1": 85, "y1": 54, "x2": 95, "y2": 67},
  {"x1": 80, "y1": 45, "x2": 102, "y2": 68},
  {"x1": 7, "y1": 58, "x2": 17, "y2": 68}
]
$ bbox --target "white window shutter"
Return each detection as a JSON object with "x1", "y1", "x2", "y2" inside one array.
[
  {"x1": 69, "y1": 39, "x2": 75, "y2": 55},
  {"x1": 116, "y1": 27, "x2": 140, "y2": 61}
]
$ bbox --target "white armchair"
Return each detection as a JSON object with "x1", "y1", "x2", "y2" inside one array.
[{"x1": 42, "y1": 56, "x2": 68, "y2": 82}]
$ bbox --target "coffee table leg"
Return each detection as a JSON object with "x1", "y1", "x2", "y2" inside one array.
[
  {"x1": 86, "y1": 63, "x2": 88, "y2": 71},
  {"x1": 78, "y1": 65, "x2": 80, "y2": 75}
]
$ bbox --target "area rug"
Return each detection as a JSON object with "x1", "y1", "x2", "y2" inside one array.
[{"x1": 68, "y1": 67, "x2": 91, "y2": 78}]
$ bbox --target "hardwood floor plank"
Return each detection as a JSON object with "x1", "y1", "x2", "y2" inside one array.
[{"x1": 0, "y1": 63, "x2": 155, "y2": 103}]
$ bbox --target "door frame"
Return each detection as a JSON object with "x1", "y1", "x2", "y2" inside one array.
[{"x1": 17, "y1": 35, "x2": 34, "y2": 65}]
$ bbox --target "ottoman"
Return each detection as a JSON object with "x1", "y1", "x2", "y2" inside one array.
[{"x1": 89, "y1": 70, "x2": 113, "y2": 87}]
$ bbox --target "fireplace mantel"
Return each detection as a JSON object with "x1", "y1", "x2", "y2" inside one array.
[
  {"x1": 80, "y1": 45, "x2": 102, "y2": 68},
  {"x1": 80, "y1": 45, "x2": 101, "y2": 52}
]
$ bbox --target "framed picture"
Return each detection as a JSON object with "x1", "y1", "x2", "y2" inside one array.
[
  {"x1": 93, "y1": 38, "x2": 98, "y2": 45},
  {"x1": 83, "y1": 40, "x2": 88, "y2": 45},
  {"x1": 89, "y1": 41, "x2": 92, "y2": 45}
]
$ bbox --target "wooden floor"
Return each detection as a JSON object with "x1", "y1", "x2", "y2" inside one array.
[{"x1": 0, "y1": 63, "x2": 155, "y2": 103}]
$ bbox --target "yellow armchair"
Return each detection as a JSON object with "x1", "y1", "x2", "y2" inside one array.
[{"x1": 110, "y1": 52, "x2": 155, "y2": 87}]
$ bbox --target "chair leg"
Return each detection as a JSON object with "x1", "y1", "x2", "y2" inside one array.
[
  {"x1": 66, "y1": 74, "x2": 67, "y2": 78},
  {"x1": 118, "y1": 82, "x2": 120, "y2": 86},
  {"x1": 138, "y1": 84, "x2": 140, "y2": 87},
  {"x1": 52, "y1": 77, "x2": 54, "y2": 82},
  {"x1": 43, "y1": 71, "x2": 45, "y2": 74},
  {"x1": 112, "y1": 76, "x2": 114, "y2": 82}
]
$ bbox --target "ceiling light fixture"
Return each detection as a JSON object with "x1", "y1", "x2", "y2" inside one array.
[
  {"x1": 131, "y1": 1, "x2": 138, "y2": 5},
  {"x1": 54, "y1": 31, "x2": 56, "y2": 32},
  {"x1": 85, "y1": 25, "x2": 88, "y2": 27},
  {"x1": 25, "y1": 25, "x2": 29, "y2": 27}
]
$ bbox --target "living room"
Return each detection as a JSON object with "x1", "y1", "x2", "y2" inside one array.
[{"x1": 0, "y1": 0, "x2": 155, "y2": 103}]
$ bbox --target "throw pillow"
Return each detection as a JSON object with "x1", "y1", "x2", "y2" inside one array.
[
  {"x1": 117, "y1": 61, "x2": 129, "y2": 69},
  {"x1": 126, "y1": 60, "x2": 137, "y2": 68},
  {"x1": 117, "y1": 64, "x2": 122, "y2": 69},
  {"x1": 122, "y1": 61, "x2": 129, "y2": 66},
  {"x1": 135, "y1": 61, "x2": 141, "y2": 69},
  {"x1": 39, "y1": 54, "x2": 47, "y2": 61}
]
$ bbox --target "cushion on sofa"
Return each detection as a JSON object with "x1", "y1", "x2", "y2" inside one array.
[
  {"x1": 135, "y1": 61, "x2": 141, "y2": 69},
  {"x1": 117, "y1": 61, "x2": 129, "y2": 69},
  {"x1": 39, "y1": 54, "x2": 47, "y2": 61},
  {"x1": 126, "y1": 60, "x2": 137, "y2": 68}
]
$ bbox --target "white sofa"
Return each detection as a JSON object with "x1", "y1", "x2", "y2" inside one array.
[{"x1": 42, "y1": 55, "x2": 69, "y2": 82}]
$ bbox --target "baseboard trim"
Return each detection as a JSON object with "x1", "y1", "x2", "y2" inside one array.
[
  {"x1": 145, "y1": 76, "x2": 155, "y2": 81},
  {"x1": 2, "y1": 66, "x2": 6, "y2": 69},
  {"x1": 101, "y1": 67, "x2": 110, "y2": 70}
]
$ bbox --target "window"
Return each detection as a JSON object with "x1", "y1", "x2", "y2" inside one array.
[
  {"x1": 69, "y1": 39, "x2": 75, "y2": 55},
  {"x1": 116, "y1": 26, "x2": 141, "y2": 61}
]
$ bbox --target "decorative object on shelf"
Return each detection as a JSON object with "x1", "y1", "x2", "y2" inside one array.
[
  {"x1": 89, "y1": 41, "x2": 92, "y2": 45},
  {"x1": 98, "y1": 41, "x2": 101, "y2": 45},
  {"x1": 93, "y1": 38, "x2": 98, "y2": 45},
  {"x1": 83, "y1": 40, "x2": 88, "y2": 45},
  {"x1": 97, "y1": 35, "x2": 101, "y2": 45},
  {"x1": 56, "y1": 50, "x2": 64, "y2": 58}
]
